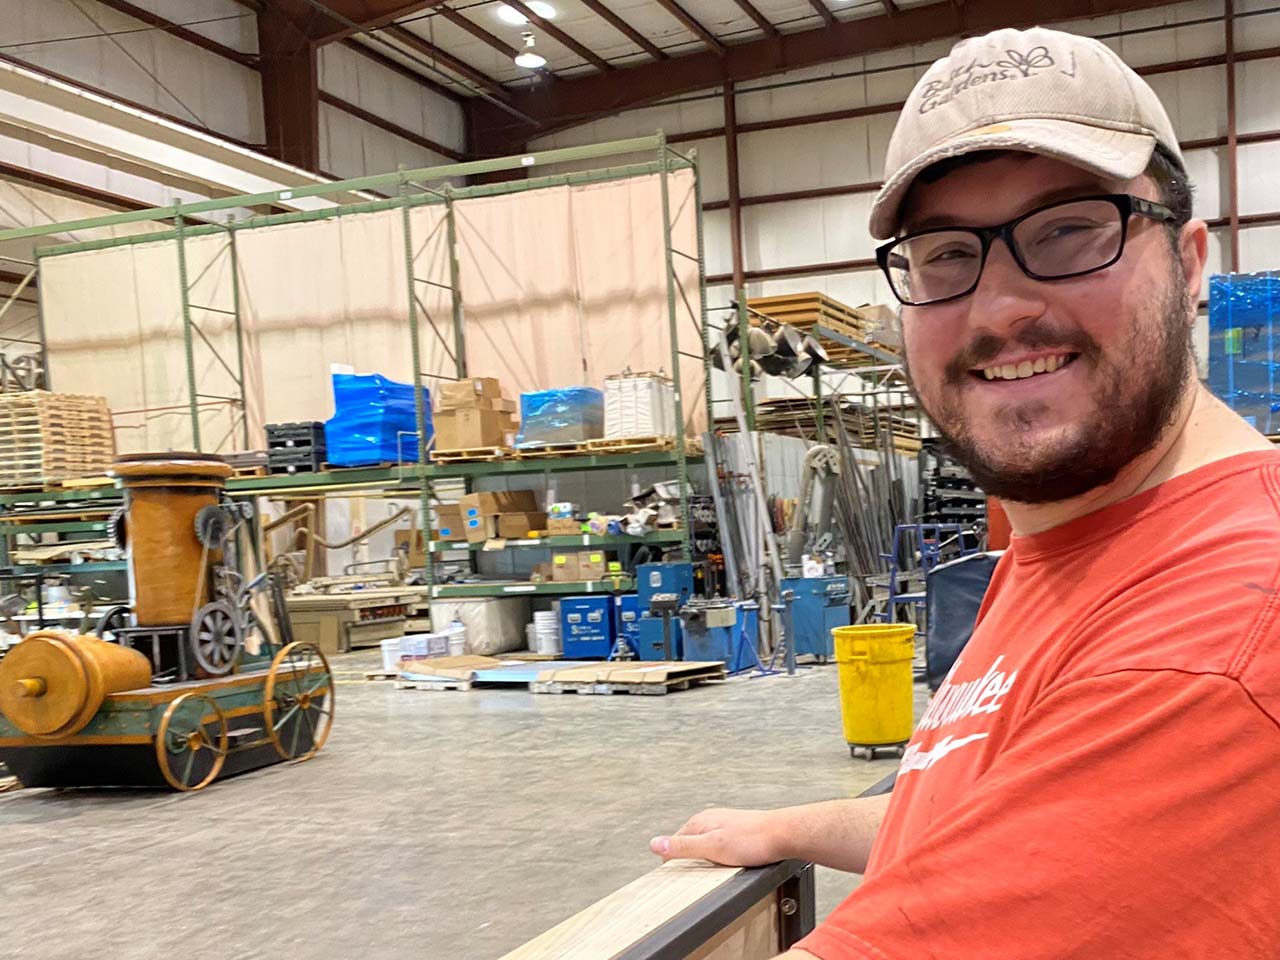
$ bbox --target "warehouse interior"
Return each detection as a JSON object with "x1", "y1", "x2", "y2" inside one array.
[{"x1": 0, "y1": 0, "x2": 1275, "y2": 957}]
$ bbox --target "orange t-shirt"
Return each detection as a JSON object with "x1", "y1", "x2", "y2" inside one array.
[{"x1": 800, "y1": 450, "x2": 1280, "y2": 960}]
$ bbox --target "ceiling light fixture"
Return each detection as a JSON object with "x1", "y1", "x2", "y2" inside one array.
[
  {"x1": 514, "y1": 32, "x2": 547, "y2": 69},
  {"x1": 497, "y1": 2, "x2": 556, "y2": 26}
]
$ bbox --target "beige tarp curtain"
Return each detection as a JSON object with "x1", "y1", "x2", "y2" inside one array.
[{"x1": 38, "y1": 168, "x2": 702, "y2": 454}]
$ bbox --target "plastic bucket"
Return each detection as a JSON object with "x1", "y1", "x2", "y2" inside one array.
[{"x1": 833, "y1": 624, "x2": 916, "y2": 747}]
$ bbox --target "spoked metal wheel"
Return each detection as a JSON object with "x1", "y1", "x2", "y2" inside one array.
[
  {"x1": 155, "y1": 692, "x2": 228, "y2": 791},
  {"x1": 190, "y1": 600, "x2": 244, "y2": 676},
  {"x1": 263, "y1": 641, "x2": 334, "y2": 762},
  {"x1": 93, "y1": 604, "x2": 132, "y2": 640}
]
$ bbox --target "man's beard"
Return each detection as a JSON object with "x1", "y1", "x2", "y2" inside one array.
[{"x1": 908, "y1": 274, "x2": 1194, "y2": 505}]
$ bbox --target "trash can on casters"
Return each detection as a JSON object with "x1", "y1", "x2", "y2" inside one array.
[{"x1": 833, "y1": 624, "x2": 916, "y2": 760}]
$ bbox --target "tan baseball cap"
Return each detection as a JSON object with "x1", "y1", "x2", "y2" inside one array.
[{"x1": 869, "y1": 26, "x2": 1184, "y2": 239}]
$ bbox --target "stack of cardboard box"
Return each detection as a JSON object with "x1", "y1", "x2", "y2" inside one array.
[
  {"x1": 434, "y1": 377, "x2": 518, "y2": 452},
  {"x1": 548, "y1": 549, "x2": 611, "y2": 582},
  {"x1": 459, "y1": 490, "x2": 547, "y2": 543}
]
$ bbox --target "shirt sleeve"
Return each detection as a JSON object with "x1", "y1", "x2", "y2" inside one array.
[{"x1": 797, "y1": 669, "x2": 1280, "y2": 960}]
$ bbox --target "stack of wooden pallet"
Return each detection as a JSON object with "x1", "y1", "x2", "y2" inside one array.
[
  {"x1": 851, "y1": 407, "x2": 921, "y2": 454},
  {"x1": 745, "y1": 293, "x2": 900, "y2": 368},
  {"x1": 0, "y1": 391, "x2": 116, "y2": 487}
]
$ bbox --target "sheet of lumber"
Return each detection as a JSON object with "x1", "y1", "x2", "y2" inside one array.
[
  {"x1": 497, "y1": 860, "x2": 743, "y2": 960},
  {"x1": 684, "y1": 893, "x2": 778, "y2": 960}
]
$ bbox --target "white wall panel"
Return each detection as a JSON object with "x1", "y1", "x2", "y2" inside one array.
[
  {"x1": 1236, "y1": 223, "x2": 1280, "y2": 272},
  {"x1": 740, "y1": 193, "x2": 876, "y2": 273},
  {"x1": 143, "y1": 0, "x2": 258, "y2": 53},
  {"x1": 318, "y1": 103, "x2": 454, "y2": 181},
  {"x1": 1237, "y1": 141, "x2": 1280, "y2": 214},
  {"x1": 1182, "y1": 145, "x2": 1224, "y2": 220},
  {"x1": 737, "y1": 114, "x2": 894, "y2": 195},
  {"x1": 1147, "y1": 66, "x2": 1228, "y2": 141},
  {"x1": 1235, "y1": 6, "x2": 1280, "y2": 51},
  {"x1": 1236, "y1": 58, "x2": 1280, "y2": 135},
  {"x1": 319, "y1": 43, "x2": 464, "y2": 155},
  {"x1": 0, "y1": 0, "x2": 264, "y2": 146},
  {"x1": 702, "y1": 207, "x2": 732, "y2": 278}
]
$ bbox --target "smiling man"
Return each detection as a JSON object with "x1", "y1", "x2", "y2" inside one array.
[{"x1": 651, "y1": 26, "x2": 1280, "y2": 960}]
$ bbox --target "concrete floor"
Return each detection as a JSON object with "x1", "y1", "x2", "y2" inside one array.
[{"x1": 0, "y1": 652, "x2": 899, "y2": 960}]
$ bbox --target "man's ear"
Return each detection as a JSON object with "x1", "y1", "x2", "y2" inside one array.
[{"x1": 1179, "y1": 219, "x2": 1209, "y2": 326}]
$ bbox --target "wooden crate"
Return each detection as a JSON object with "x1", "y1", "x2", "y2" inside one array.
[{"x1": 0, "y1": 391, "x2": 116, "y2": 487}]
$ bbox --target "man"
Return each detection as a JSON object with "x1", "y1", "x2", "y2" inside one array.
[{"x1": 652, "y1": 26, "x2": 1280, "y2": 959}]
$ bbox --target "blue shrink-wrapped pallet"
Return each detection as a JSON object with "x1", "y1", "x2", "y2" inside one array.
[
  {"x1": 323, "y1": 372, "x2": 432, "y2": 466},
  {"x1": 1208, "y1": 272, "x2": 1280, "y2": 435},
  {"x1": 514, "y1": 387, "x2": 604, "y2": 448}
]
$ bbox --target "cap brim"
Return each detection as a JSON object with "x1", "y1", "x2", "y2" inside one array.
[{"x1": 869, "y1": 119, "x2": 1158, "y2": 239}]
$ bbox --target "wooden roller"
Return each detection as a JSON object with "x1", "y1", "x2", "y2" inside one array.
[{"x1": 0, "y1": 632, "x2": 152, "y2": 739}]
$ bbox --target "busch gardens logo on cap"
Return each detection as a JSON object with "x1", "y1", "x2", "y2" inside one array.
[{"x1": 918, "y1": 45, "x2": 1075, "y2": 115}]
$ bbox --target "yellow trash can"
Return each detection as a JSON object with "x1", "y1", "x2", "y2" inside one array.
[{"x1": 833, "y1": 624, "x2": 916, "y2": 760}]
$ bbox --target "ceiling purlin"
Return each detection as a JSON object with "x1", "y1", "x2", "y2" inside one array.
[
  {"x1": 651, "y1": 0, "x2": 728, "y2": 55},
  {"x1": 806, "y1": 0, "x2": 837, "y2": 27},
  {"x1": 576, "y1": 0, "x2": 669, "y2": 61},
  {"x1": 728, "y1": 0, "x2": 780, "y2": 37}
]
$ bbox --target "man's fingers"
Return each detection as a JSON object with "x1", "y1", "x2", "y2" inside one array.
[{"x1": 650, "y1": 832, "x2": 718, "y2": 862}]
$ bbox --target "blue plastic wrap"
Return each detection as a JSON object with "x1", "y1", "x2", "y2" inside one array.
[
  {"x1": 1208, "y1": 272, "x2": 1280, "y2": 433},
  {"x1": 514, "y1": 387, "x2": 604, "y2": 448},
  {"x1": 323, "y1": 372, "x2": 432, "y2": 466}
]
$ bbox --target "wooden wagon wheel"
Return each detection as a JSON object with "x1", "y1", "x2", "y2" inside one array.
[
  {"x1": 155, "y1": 692, "x2": 228, "y2": 791},
  {"x1": 263, "y1": 641, "x2": 334, "y2": 762}
]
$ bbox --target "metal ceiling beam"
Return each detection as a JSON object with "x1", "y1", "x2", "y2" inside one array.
[
  {"x1": 503, "y1": 0, "x2": 614, "y2": 72},
  {"x1": 729, "y1": 0, "x2": 780, "y2": 37},
  {"x1": 259, "y1": 2, "x2": 321, "y2": 170},
  {"x1": 467, "y1": 0, "x2": 1187, "y2": 154},
  {"x1": 91, "y1": 0, "x2": 260, "y2": 68},
  {"x1": 576, "y1": 0, "x2": 668, "y2": 61},
  {"x1": 652, "y1": 0, "x2": 727, "y2": 54},
  {"x1": 806, "y1": 0, "x2": 837, "y2": 27},
  {"x1": 384, "y1": 23, "x2": 511, "y2": 98}
]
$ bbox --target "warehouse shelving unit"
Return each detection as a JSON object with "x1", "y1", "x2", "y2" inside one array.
[{"x1": 0, "y1": 137, "x2": 710, "y2": 601}]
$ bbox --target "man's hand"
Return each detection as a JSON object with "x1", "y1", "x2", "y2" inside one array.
[{"x1": 650, "y1": 808, "x2": 787, "y2": 866}]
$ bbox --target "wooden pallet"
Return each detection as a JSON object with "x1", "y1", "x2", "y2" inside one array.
[
  {"x1": 0, "y1": 390, "x2": 116, "y2": 486},
  {"x1": 432, "y1": 446, "x2": 510, "y2": 464},
  {"x1": 586, "y1": 435, "x2": 677, "y2": 453},
  {"x1": 531, "y1": 661, "x2": 727, "y2": 696},
  {"x1": 513, "y1": 441, "x2": 592, "y2": 460},
  {"x1": 396, "y1": 677, "x2": 474, "y2": 691}
]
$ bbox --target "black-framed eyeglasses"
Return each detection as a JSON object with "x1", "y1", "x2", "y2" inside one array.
[{"x1": 875, "y1": 194, "x2": 1180, "y2": 307}]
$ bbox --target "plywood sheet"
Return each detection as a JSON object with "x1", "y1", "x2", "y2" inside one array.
[{"x1": 498, "y1": 860, "x2": 744, "y2": 960}]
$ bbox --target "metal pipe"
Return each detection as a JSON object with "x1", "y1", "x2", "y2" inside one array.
[{"x1": 1226, "y1": 0, "x2": 1241, "y2": 273}]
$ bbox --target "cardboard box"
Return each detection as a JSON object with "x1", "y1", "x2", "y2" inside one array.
[
  {"x1": 547, "y1": 517, "x2": 582, "y2": 536},
  {"x1": 497, "y1": 511, "x2": 548, "y2": 539},
  {"x1": 434, "y1": 408, "x2": 514, "y2": 451},
  {"x1": 464, "y1": 515, "x2": 500, "y2": 544},
  {"x1": 577, "y1": 550, "x2": 609, "y2": 581},
  {"x1": 438, "y1": 377, "x2": 503, "y2": 409},
  {"x1": 435, "y1": 504, "x2": 466, "y2": 542},
  {"x1": 460, "y1": 490, "x2": 539, "y2": 519},
  {"x1": 551, "y1": 551, "x2": 580, "y2": 582}
]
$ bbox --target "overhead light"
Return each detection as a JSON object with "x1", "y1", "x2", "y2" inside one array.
[
  {"x1": 497, "y1": 2, "x2": 556, "y2": 25},
  {"x1": 514, "y1": 32, "x2": 547, "y2": 69}
]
